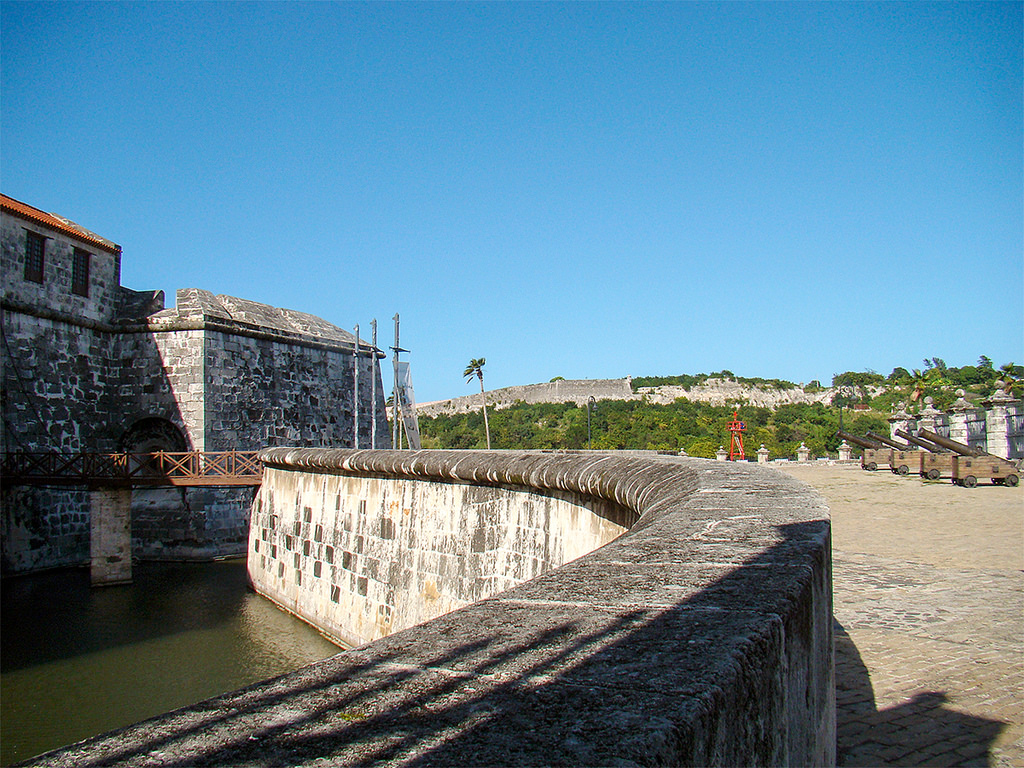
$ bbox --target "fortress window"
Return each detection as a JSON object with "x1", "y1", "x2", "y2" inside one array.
[
  {"x1": 24, "y1": 231, "x2": 45, "y2": 283},
  {"x1": 72, "y1": 248, "x2": 90, "y2": 296}
]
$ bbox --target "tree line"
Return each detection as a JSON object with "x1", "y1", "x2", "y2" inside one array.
[
  {"x1": 414, "y1": 356, "x2": 1021, "y2": 459},
  {"x1": 417, "y1": 399, "x2": 888, "y2": 460}
]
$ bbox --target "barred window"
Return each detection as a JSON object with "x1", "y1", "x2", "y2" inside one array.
[
  {"x1": 25, "y1": 231, "x2": 45, "y2": 283},
  {"x1": 72, "y1": 248, "x2": 91, "y2": 297}
]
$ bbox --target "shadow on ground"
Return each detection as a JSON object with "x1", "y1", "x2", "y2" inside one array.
[{"x1": 834, "y1": 620, "x2": 1005, "y2": 767}]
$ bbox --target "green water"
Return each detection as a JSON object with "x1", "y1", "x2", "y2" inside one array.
[{"x1": 0, "y1": 559, "x2": 342, "y2": 766}]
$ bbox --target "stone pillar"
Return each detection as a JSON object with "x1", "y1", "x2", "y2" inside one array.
[
  {"x1": 757, "y1": 444, "x2": 770, "y2": 464},
  {"x1": 797, "y1": 442, "x2": 811, "y2": 462},
  {"x1": 715, "y1": 447, "x2": 728, "y2": 462},
  {"x1": 888, "y1": 407, "x2": 917, "y2": 441},
  {"x1": 916, "y1": 397, "x2": 948, "y2": 436},
  {"x1": 90, "y1": 487, "x2": 133, "y2": 586},
  {"x1": 838, "y1": 440, "x2": 853, "y2": 461},
  {"x1": 984, "y1": 388, "x2": 1022, "y2": 460},
  {"x1": 948, "y1": 390, "x2": 986, "y2": 454}
]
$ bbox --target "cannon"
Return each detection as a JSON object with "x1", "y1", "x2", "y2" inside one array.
[
  {"x1": 917, "y1": 429, "x2": 1020, "y2": 487},
  {"x1": 866, "y1": 431, "x2": 918, "y2": 475},
  {"x1": 866, "y1": 431, "x2": 911, "y2": 451},
  {"x1": 836, "y1": 430, "x2": 890, "y2": 471},
  {"x1": 894, "y1": 429, "x2": 954, "y2": 480},
  {"x1": 895, "y1": 429, "x2": 944, "y2": 453},
  {"x1": 915, "y1": 429, "x2": 983, "y2": 457}
]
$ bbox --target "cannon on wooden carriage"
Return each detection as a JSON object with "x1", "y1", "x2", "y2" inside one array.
[
  {"x1": 916, "y1": 429, "x2": 1020, "y2": 488},
  {"x1": 835, "y1": 430, "x2": 891, "y2": 471},
  {"x1": 894, "y1": 429, "x2": 955, "y2": 480},
  {"x1": 866, "y1": 431, "x2": 919, "y2": 476}
]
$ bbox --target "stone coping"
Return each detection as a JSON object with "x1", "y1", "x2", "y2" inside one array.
[{"x1": 26, "y1": 450, "x2": 833, "y2": 767}]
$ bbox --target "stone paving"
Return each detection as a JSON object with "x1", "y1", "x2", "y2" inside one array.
[{"x1": 777, "y1": 462, "x2": 1023, "y2": 767}]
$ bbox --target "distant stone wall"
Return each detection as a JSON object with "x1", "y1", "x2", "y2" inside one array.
[
  {"x1": 37, "y1": 450, "x2": 835, "y2": 767},
  {"x1": 417, "y1": 376, "x2": 834, "y2": 418},
  {"x1": 637, "y1": 377, "x2": 834, "y2": 408},
  {"x1": 417, "y1": 377, "x2": 635, "y2": 416}
]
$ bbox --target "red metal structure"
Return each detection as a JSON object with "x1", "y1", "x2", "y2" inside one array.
[{"x1": 727, "y1": 411, "x2": 746, "y2": 461}]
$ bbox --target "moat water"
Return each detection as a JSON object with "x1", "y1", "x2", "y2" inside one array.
[{"x1": 0, "y1": 558, "x2": 342, "y2": 766}]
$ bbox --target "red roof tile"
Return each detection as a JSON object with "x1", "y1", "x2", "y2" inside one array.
[{"x1": 1, "y1": 194, "x2": 121, "y2": 254}]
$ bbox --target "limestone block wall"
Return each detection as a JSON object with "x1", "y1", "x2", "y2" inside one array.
[
  {"x1": 1, "y1": 311, "x2": 116, "y2": 453},
  {"x1": 202, "y1": 331, "x2": 388, "y2": 451},
  {"x1": 146, "y1": 329, "x2": 205, "y2": 449},
  {"x1": 131, "y1": 487, "x2": 255, "y2": 561},
  {"x1": 1, "y1": 203, "x2": 122, "y2": 325},
  {"x1": 249, "y1": 460, "x2": 630, "y2": 647},
  {"x1": 38, "y1": 450, "x2": 833, "y2": 767},
  {"x1": 417, "y1": 377, "x2": 634, "y2": 417},
  {"x1": 0, "y1": 485, "x2": 90, "y2": 573},
  {"x1": 417, "y1": 376, "x2": 835, "y2": 418}
]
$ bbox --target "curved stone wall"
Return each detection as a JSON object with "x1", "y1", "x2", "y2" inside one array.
[
  {"x1": 249, "y1": 449, "x2": 634, "y2": 647},
  {"x1": 30, "y1": 450, "x2": 834, "y2": 767}
]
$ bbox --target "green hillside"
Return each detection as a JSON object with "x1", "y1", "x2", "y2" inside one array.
[
  {"x1": 419, "y1": 400, "x2": 889, "y2": 459},
  {"x1": 417, "y1": 358, "x2": 1021, "y2": 459}
]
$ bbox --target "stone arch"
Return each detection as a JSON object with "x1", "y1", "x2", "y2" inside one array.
[{"x1": 119, "y1": 417, "x2": 189, "y2": 453}]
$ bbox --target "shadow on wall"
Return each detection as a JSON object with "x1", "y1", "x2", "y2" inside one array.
[
  {"x1": 32, "y1": 520, "x2": 826, "y2": 766},
  {"x1": 833, "y1": 620, "x2": 1005, "y2": 767}
]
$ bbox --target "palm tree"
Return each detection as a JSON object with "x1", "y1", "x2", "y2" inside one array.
[
  {"x1": 998, "y1": 362, "x2": 1022, "y2": 398},
  {"x1": 464, "y1": 358, "x2": 491, "y2": 449}
]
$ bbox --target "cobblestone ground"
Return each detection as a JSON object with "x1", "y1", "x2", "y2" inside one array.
[{"x1": 778, "y1": 462, "x2": 1023, "y2": 767}]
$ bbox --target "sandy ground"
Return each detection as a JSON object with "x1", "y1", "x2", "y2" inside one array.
[
  {"x1": 775, "y1": 461, "x2": 1023, "y2": 767},
  {"x1": 777, "y1": 461, "x2": 1023, "y2": 572}
]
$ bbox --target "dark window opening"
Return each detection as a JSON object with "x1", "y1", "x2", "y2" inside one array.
[
  {"x1": 72, "y1": 248, "x2": 91, "y2": 296},
  {"x1": 25, "y1": 231, "x2": 45, "y2": 283}
]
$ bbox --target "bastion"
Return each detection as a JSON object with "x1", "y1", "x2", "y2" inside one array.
[{"x1": 30, "y1": 450, "x2": 834, "y2": 767}]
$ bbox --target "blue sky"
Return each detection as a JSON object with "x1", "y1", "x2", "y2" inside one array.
[{"x1": 3, "y1": 1, "x2": 1021, "y2": 403}]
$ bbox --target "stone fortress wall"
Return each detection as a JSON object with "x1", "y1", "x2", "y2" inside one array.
[
  {"x1": 36, "y1": 449, "x2": 835, "y2": 767},
  {"x1": 250, "y1": 451, "x2": 631, "y2": 648},
  {"x1": 417, "y1": 376, "x2": 833, "y2": 418},
  {"x1": 419, "y1": 377, "x2": 1024, "y2": 461},
  {"x1": 1, "y1": 194, "x2": 390, "y2": 574}
]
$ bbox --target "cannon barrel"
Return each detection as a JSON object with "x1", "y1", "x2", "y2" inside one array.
[
  {"x1": 895, "y1": 429, "x2": 945, "y2": 453},
  {"x1": 866, "y1": 431, "x2": 912, "y2": 451},
  {"x1": 836, "y1": 430, "x2": 883, "y2": 450},
  {"x1": 916, "y1": 429, "x2": 985, "y2": 457}
]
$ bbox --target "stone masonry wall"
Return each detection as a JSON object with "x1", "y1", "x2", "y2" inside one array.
[
  {"x1": 250, "y1": 464, "x2": 630, "y2": 648},
  {"x1": 1, "y1": 205, "x2": 122, "y2": 325},
  {"x1": 132, "y1": 486, "x2": 256, "y2": 561},
  {"x1": 416, "y1": 376, "x2": 834, "y2": 418},
  {"x1": 1, "y1": 310, "x2": 114, "y2": 453},
  {"x1": 202, "y1": 331, "x2": 389, "y2": 451},
  {"x1": 0, "y1": 485, "x2": 90, "y2": 573},
  {"x1": 36, "y1": 451, "x2": 834, "y2": 767},
  {"x1": 417, "y1": 377, "x2": 634, "y2": 417},
  {"x1": 3, "y1": 201, "x2": 392, "y2": 575}
]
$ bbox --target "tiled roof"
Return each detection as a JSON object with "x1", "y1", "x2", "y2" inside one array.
[{"x1": 1, "y1": 194, "x2": 121, "y2": 254}]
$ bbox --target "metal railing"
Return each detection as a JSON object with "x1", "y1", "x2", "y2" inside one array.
[{"x1": 1, "y1": 450, "x2": 263, "y2": 487}]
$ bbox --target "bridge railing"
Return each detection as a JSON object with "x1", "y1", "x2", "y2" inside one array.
[{"x1": 0, "y1": 450, "x2": 263, "y2": 487}]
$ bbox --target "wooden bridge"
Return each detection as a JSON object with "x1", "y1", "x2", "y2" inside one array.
[{"x1": 1, "y1": 450, "x2": 263, "y2": 487}]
